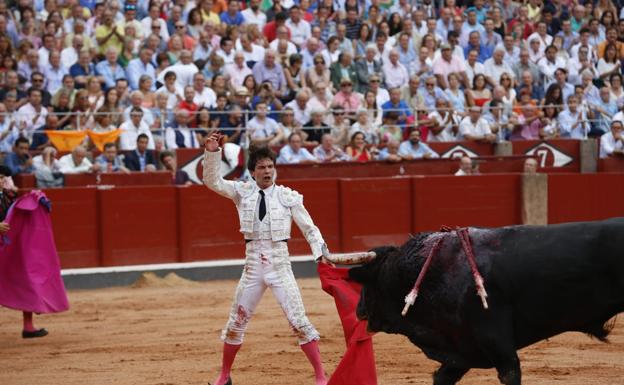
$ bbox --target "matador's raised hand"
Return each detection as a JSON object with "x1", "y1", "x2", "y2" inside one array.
[{"x1": 205, "y1": 132, "x2": 223, "y2": 152}]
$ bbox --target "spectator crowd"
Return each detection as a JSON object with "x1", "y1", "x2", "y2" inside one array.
[{"x1": 1, "y1": 0, "x2": 624, "y2": 180}]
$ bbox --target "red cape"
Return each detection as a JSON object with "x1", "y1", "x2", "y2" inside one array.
[
  {"x1": 318, "y1": 263, "x2": 377, "y2": 385},
  {"x1": 0, "y1": 191, "x2": 69, "y2": 313}
]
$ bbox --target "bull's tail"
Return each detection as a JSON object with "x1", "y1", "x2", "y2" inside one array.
[{"x1": 583, "y1": 316, "x2": 617, "y2": 342}]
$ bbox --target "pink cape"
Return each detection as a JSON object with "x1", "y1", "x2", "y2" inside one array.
[
  {"x1": 0, "y1": 190, "x2": 69, "y2": 313},
  {"x1": 318, "y1": 263, "x2": 377, "y2": 385}
]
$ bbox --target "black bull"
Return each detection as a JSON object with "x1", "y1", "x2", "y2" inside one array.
[{"x1": 348, "y1": 219, "x2": 624, "y2": 385}]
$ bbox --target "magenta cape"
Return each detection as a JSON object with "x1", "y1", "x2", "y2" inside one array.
[
  {"x1": 318, "y1": 263, "x2": 377, "y2": 385},
  {"x1": 0, "y1": 190, "x2": 69, "y2": 313}
]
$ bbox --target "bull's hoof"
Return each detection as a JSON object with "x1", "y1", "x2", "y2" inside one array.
[{"x1": 22, "y1": 328, "x2": 48, "y2": 339}]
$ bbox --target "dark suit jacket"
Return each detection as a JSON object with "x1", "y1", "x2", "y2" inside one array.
[
  {"x1": 329, "y1": 62, "x2": 359, "y2": 91},
  {"x1": 123, "y1": 150, "x2": 157, "y2": 171},
  {"x1": 355, "y1": 58, "x2": 383, "y2": 93}
]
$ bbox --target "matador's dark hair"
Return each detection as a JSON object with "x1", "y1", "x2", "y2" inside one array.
[{"x1": 247, "y1": 145, "x2": 276, "y2": 171}]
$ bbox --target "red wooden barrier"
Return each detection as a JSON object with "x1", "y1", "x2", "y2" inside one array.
[
  {"x1": 548, "y1": 173, "x2": 624, "y2": 223},
  {"x1": 64, "y1": 171, "x2": 173, "y2": 187},
  {"x1": 98, "y1": 186, "x2": 179, "y2": 266},
  {"x1": 177, "y1": 185, "x2": 242, "y2": 261},
  {"x1": 44, "y1": 188, "x2": 100, "y2": 268},
  {"x1": 428, "y1": 141, "x2": 495, "y2": 158},
  {"x1": 598, "y1": 157, "x2": 624, "y2": 172},
  {"x1": 339, "y1": 177, "x2": 413, "y2": 251},
  {"x1": 281, "y1": 179, "x2": 341, "y2": 255},
  {"x1": 512, "y1": 139, "x2": 580, "y2": 172},
  {"x1": 411, "y1": 174, "x2": 523, "y2": 232}
]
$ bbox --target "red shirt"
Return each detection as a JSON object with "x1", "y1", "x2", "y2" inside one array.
[{"x1": 178, "y1": 101, "x2": 199, "y2": 127}]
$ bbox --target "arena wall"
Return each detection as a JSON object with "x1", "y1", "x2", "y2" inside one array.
[{"x1": 47, "y1": 173, "x2": 624, "y2": 268}]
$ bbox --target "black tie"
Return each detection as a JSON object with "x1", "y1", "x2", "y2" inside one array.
[{"x1": 258, "y1": 190, "x2": 266, "y2": 221}]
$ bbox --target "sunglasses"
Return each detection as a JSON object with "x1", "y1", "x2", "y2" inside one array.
[
  {"x1": 370, "y1": 79, "x2": 379, "y2": 83},
  {"x1": 152, "y1": 25, "x2": 161, "y2": 29},
  {"x1": 314, "y1": 61, "x2": 324, "y2": 64},
  {"x1": 426, "y1": 83, "x2": 435, "y2": 87},
  {"x1": 32, "y1": 79, "x2": 44, "y2": 82}
]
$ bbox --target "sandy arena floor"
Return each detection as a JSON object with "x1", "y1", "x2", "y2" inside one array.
[{"x1": 1, "y1": 273, "x2": 623, "y2": 385}]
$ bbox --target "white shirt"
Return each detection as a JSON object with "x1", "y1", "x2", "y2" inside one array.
[
  {"x1": 44, "y1": 64, "x2": 68, "y2": 94},
  {"x1": 216, "y1": 49, "x2": 236, "y2": 65},
  {"x1": 235, "y1": 41, "x2": 266, "y2": 63},
  {"x1": 459, "y1": 116, "x2": 492, "y2": 140},
  {"x1": 464, "y1": 61, "x2": 485, "y2": 85},
  {"x1": 527, "y1": 32, "x2": 553, "y2": 56},
  {"x1": 241, "y1": 8, "x2": 267, "y2": 28},
  {"x1": 58, "y1": 153, "x2": 93, "y2": 174},
  {"x1": 600, "y1": 131, "x2": 624, "y2": 158},
  {"x1": 16, "y1": 103, "x2": 48, "y2": 140},
  {"x1": 224, "y1": 62, "x2": 252, "y2": 89},
  {"x1": 248, "y1": 116, "x2": 279, "y2": 139},
  {"x1": 276, "y1": 145, "x2": 317, "y2": 164},
  {"x1": 269, "y1": 39, "x2": 298, "y2": 57},
  {"x1": 427, "y1": 111, "x2": 459, "y2": 142},
  {"x1": 155, "y1": 84, "x2": 184, "y2": 109},
  {"x1": 383, "y1": 61, "x2": 409, "y2": 89},
  {"x1": 164, "y1": 126, "x2": 199, "y2": 149},
  {"x1": 156, "y1": 62, "x2": 199, "y2": 88},
  {"x1": 538, "y1": 56, "x2": 567, "y2": 85},
  {"x1": 483, "y1": 58, "x2": 514, "y2": 86},
  {"x1": 38, "y1": 46, "x2": 51, "y2": 68},
  {"x1": 193, "y1": 87, "x2": 217, "y2": 108},
  {"x1": 60, "y1": 47, "x2": 79, "y2": 69},
  {"x1": 119, "y1": 120, "x2": 155, "y2": 150},
  {"x1": 285, "y1": 19, "x2": 311, "y2": 47},
  {"x1": 285, "y1": 100, "x2": 312, "y2": 126},
  {"x1": 140, "y1": 17, "x2": 169, "y2": 42}
]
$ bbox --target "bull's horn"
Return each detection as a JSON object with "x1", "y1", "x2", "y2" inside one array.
[{"x1": 325, "y1": 251, "x2": 377, "y2": 265}]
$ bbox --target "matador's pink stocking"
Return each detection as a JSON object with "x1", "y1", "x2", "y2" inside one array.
[{"x1": 301, "y1": 340, "x2": 328, "y2": 385}]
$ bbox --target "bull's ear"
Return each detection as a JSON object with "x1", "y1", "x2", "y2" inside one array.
[{"x1": 349, "y1": 265, "x2": 377, "y2": 284}]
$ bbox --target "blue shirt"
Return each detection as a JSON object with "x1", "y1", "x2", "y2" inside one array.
[
  {"x1": 126, "y1": 58, "x2": 156, "y2": 91},
  {"x1": 398, "y1": 141, "x2": 439, "y2": 159},
  {"x1": 5, "y1": 152, "x2": 34, "y2": 175},
  {"x1": 95, "y1": 154, "x2": 125, "y2": 172},
  {"x1": 220, "y1": 11, "x2": 245, "y2": 26},
  {"x1": 95, "y1": 60, "x2": 127, "y2": 89},
  {"x1": 381, "y1": 100, "x2": 412, "y2": 123},
  {"x1": 464, "y1": 44, "x2": 493, "y2": 64},
  {"x1": 69, "y1": 63, "x2": 96, "y2": 80}
]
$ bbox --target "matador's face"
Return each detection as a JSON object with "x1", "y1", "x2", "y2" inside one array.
[{"x1": 252, "y1": 158, "x2": 275, "y2": 190}]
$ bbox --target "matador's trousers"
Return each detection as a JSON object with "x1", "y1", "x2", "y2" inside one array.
[{"x1": 221, "y1": 239, "x2": 320, "y2": 345}]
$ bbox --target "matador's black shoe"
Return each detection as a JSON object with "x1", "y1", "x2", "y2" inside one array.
[{"x1": 22, "y1": 328, "x2": 48, "y2": 339}]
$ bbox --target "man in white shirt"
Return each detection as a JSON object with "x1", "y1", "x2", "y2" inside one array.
[
  {"x1": 464, "y1": 49, "x2": 486, "y2": 86},
  {"x1": 277, "y1": 133, "x2": 318, "y2": 164},
  {"x1": 483, "y1": 47, "x2": 515, "y2": 87},
  {"x1": 247, "y1": 102, "x2": 280, "y2": 146},
  {"x1": 122, "y1": 91, "x2": 155, "y2": 127},
  {"x1": 269, "y1": 27, "x2": 298, "y2": 56},
  {"x1": 165, "y1": 109, "x2": 201, "y2": 149},
  {"x1": 538, "y1": 45, "x2": 567, "y2": 85},
  {"x1": 155, "y1": 71, "x2": 184, "y2": 109},
  {"x1": 58, "y1": 145, "x2": 100, "y2": 174},
  {"x1": 285, "y1": 5, "x2": 310, "y2": 49},
  {"x1": 60, "y1": 36, "x2": 84, "y2": 69},
  {"x1": 140, "y1": 3, "x2": 169, "y2": 41},
  {"x1": 600, "y1": 120, "x2": 624, "y2": 158},
  {"x1": 236, "y1": 34, "x2": 266, "y2": 64},
  {"x1": 241, "y1": 0, "x2": 266, "y2": 28},
  {"x1": 16, "y1": 89, "x2": 48, "y2": 141},
  {"x1": 224, "y1": 51, "x2": 252, "y2": 90},
  {"x1": 43, "y1": 51, "x2": 68, "y2": 95},
  {"x1": 459, "y1": 107, "x2": 497, "y2": 142},
  {"x1": 192, "y1": 72, "x2": 217, "y2": 108},
  {"x1": 383, "y1": 49, "x2": 409, "y2": 89},
  {"x1": 285, "y1": 90, "x2": 312, "y2": 126},
  {"x1": 527, "y1": 21, "x2": 553, "y2": 57},
  {"x1": 156, "y1": 50, "x2": 198, "y2": 88},
  {"x1": 119, "y1": 107, "x2": 156, "y2": 150}
]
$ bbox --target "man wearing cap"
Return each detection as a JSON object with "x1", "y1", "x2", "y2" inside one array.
[
  {"x1": 433, "y1": 43, "x2": 469, "y2": 89},
  {"x1": 117, "y1": 3, "x2": 144, "y2": 40},
  {"x1": 203, "y1": 133, "x2": 329, "y2": 385}
]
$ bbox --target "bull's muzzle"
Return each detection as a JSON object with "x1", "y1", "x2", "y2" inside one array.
[{"x1": 325, "y1": 251, "x2": 377, "y2": 265}]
